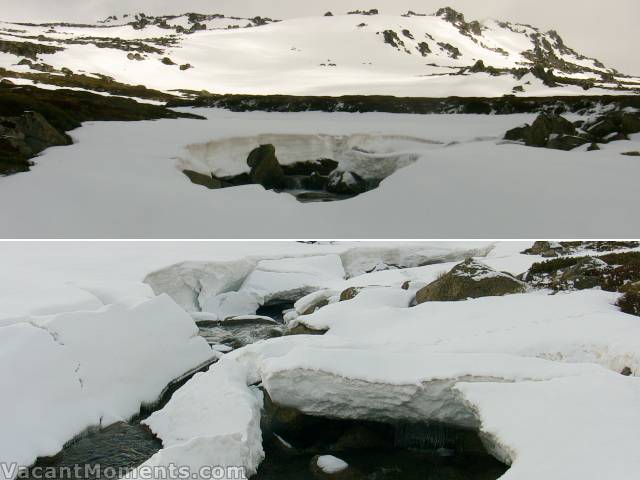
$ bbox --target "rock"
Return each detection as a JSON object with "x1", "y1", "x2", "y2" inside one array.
[
  {"x1": 620, "y1": 367, "x2": 633, "y2": 376},
  {"x1": 327, "y1": 171, "x2": 368, "y2": 195},
  {"x1": 546, "y1": 134, "x2": 589, "y2": 151},
  {"x1": 415, "y1": 259, "x2": 526, "y2": 304},
  {"x1": 522, "y1": 241, "x2": 561, "y2": 257},
  {"x1": 286, "y1": 323, "x2": 328, "y2": 336},
  {"x1": 179, "y1": 63, "x2": 193, "y2": 70},
  {"x1": 339, "y1": 287, "x2": 363, "y2": 301},
  {"x1": 281, "y1": 159, "x2": 339, "y2": 176},
  {"x1": 617, "y1": 291, "x2": 640, "y2": 317},
  {"x1": 0, "y1": 111, "x2": 70, "y2": 174},
  {"x1": 247, "y1": 144, "x2": 286, "y2": 190},
  {"x1": 526, "y1": 112, "x2": 577, "y2": 147},
  {"x1": 555, "y1": 257, "x2": 612, "y2": 291},
  {"x1": 587, "y1": 143, "x2": 601, "y2": 151},
  {"x1": 161, "y1": 57, "x2": 176, "y2": 65},
  {"x1": 504, "y1": 113, "x2": 586, "y2": 150},
  {"x1": 621, "y1": 151, "x2": 640, "y2": 157},
  {"x1": 183, "y1": 170, "x2": 223, "y2": 189}
]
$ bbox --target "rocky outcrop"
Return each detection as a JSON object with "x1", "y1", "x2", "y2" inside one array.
[
  {"x1": 505, "y1": 112, "x2": 587, "y2": 151},
  {"x1": 506, "y1": 110, "x2": 640, "y2": 151},
  {"x1": 247, "y1": 144, "x2": 286, "y2": 190},
  {"x1": 0, "y1": 111, "x2": 70, "y2": 175},
  {"x1": 415, "y1": 259, "x2": 526, "y2": 303}
]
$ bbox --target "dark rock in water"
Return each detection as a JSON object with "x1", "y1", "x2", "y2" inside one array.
[
  {"x1": 416, "y1": 258, "x2": 525, "y2": 303},
  {"x1": 183, "y1": 170, "x2": 223, "y2": 189},
  {"x1": 282, "y1": 159, "x2": 339, "y2": 176},
  {"x1": 0, "y1": 111, "x2": 70, "y2": 174},
  {"x1": 327, "y1": 171, "x2": 368, "y2": 195},
  {"x1": 247, "y1": 144, "x2": 286, "y2": 190}
]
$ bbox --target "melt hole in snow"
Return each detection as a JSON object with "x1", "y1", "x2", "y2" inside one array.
[{"x1": 179, "y1": 134, "x2": 440, "y2": 202}]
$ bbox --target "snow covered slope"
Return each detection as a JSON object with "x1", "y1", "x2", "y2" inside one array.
[
  {"x1": 2, "y1": 109, "x2": 639, "y2": 238},
  {"x1": 1, "y1": 8, "x2": 638, "y2": 97}
]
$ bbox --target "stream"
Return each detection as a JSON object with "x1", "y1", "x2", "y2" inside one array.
[{"x1": 25, "y1": 307, "x2": 507, "y2": 479}]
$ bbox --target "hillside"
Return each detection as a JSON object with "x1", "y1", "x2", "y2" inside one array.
[{"x1": 1, "y1": 7, "x2": 638, "y2": 98}]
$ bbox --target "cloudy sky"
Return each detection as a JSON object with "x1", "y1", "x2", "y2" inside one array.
[{"x1": 3, "y1": 0, "x2": 638, "y2": 74}]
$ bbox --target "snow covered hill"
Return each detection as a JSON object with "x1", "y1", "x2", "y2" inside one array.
[{"x1": 1, "y1": 7, "x2": 638, "y2": 97}]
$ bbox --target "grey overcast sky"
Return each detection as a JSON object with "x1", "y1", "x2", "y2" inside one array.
[{"x1": 2, "y1": 0, "x2": 638, "y2": 75}]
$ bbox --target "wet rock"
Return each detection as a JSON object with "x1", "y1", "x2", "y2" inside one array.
[
  {"x1": 281, "y1": 159, "x2": 338, "y2": 176},
  {"x1": 286, "y1": 323, "x2": 328, "y2": 336},
  {"x1": 415, "y1": 259, "x2": 526, "y2": 303},
  {"x1": 247, "y1": 144, "x2": 286, "y2": 190},
  {"x1": 327, "y1": 171, "x2": 368, "y2": 195}
]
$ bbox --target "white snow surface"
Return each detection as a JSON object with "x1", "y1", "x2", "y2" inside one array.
[
  {"x1": 2, "y1": 110, "x2": 640, "y2": 238},
  {"x1": 0, "y1": 294, "x2": 213, "y2": 480}
]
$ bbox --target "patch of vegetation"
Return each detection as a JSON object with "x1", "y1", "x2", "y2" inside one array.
[
  {"x1": 528, "y1": 257, "x2": 584, "y2": 276},
  {"x1": 617, "y1": 291, "x2": 640, "y2": 317},
  {"x1": 0, "y1": 67, "x2": 174, "y2": 102},
  {"x1": 169, "y1": 92, "x2": 640, "y2": 116},
  {"x1": 0, "y1": 39, "x2": 63, "y2": 59}
]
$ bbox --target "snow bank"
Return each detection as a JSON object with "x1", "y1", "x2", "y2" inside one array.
[
  {"x1": 181, "y1": 133, "x2": 438, "y2": 179},
  {"x1": 260, "y1": 346, "x2": 606, "y2": 428},
  {"x1": 0, "y1": 295, "x2": 213, "y2": 479},
  {"x1": 140, "y1": 357, "x2": 264, "y2": 479},
  {"x1": 457, "y1": 373, "x2": 640, "y2": 479}
]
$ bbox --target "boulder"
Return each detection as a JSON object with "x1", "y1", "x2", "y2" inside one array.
[
  {"x1": 617, "y1": 291, "x2": 640, "y2": 317},
  {"x1": 247, "y1": 144, "x2": 285, "y2": 190},
  {"x1": 327, "y1": 171, "x2": 368, "y2": 195},
  {"x1": 339, "y1": 286, "x2": 364, "y2": 302},
  {"x1": 554, "y1": 257, "x2": 612, "y2": 291},
  {"x1": 281, "y1": 159, "x2": 339, "y2": 176},
  {"x1": 415, "y1": 259, "x2": 526, "y2": 303},
  {"x1": 504, "y1": 113, "x2": 587, "y2": 150},
  {"x1": 182, "y1": 170, "x2": 223, "y2": 189}
]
